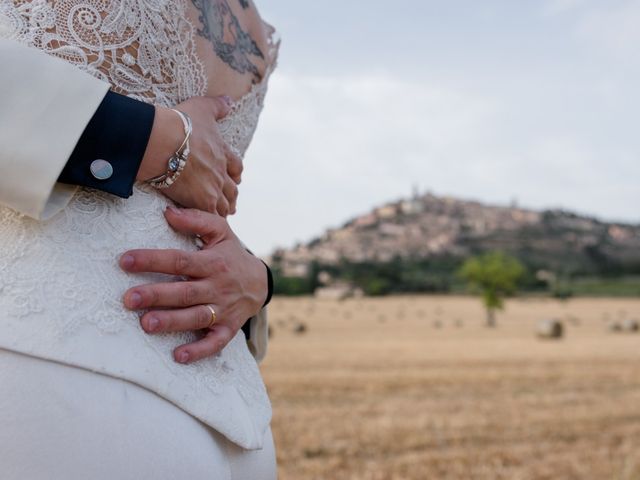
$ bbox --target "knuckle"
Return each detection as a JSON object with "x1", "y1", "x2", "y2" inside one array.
[
  {"x1": 146, "y1": 288, "x2": 160, "y2": 306},
  {"x1": 210, "y1": 256, "x2": 230, "y2": 274},
  {"x1": 159, "y1": 313, "x2": 172, "y2": 331},
  {"x1": 205, "y1": 196, "x2": 218, "y2": 214},
  {"x1": 181, "y1": 284, "x2": 198, "y2": 306},
  {"x1": 174, "y1": 252, "x2": 191, "y2": 273},
  {"x1": 217, "y1": 203, "x2": 229, "y2": 217}
]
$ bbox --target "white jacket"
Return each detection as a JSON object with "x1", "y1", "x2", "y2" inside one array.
[{"x1": 0, "y1": 38, "x2": 110, "y2": 219}]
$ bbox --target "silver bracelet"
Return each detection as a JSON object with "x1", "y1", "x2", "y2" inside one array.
[{"x1": 147, "y1": 109, "x2": 192, "y2": 189}]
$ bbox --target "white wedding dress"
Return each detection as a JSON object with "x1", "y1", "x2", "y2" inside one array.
[{"x1": 0, "y1": 0, "x2": 278, "y2": 478}]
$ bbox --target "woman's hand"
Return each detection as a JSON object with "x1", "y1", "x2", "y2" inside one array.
[
  {"x1": 119, "y1": 207, "x2": 268, "y2": 364},
  {"x1": 137, "y1": 96, "x2": 243, "y2": 217}
]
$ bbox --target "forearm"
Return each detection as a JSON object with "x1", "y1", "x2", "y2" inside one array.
[{"x1": 0, "y1": 38, "x2": 109, "y2": 218}]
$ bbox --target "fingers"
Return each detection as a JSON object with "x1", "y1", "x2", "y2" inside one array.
[
  {"x1": 119, "y1": 248, "x2": 210, "y2": 277},
  {"x1": 211, "y1": 95, "x2": 233, "y2": 121},
  {"x1": 163, "y1": 206, "x2": 229, "y2": 243},
  {"x1": 225, "y1": 147, "x2": 243, "y2": 184},
  {"x1": 217, "y1": 194, "x2": 230, "y2": 217},
  {"x1": 140, "y1": 304, "x2": 217, "y2": 333},
  {"x1": 174, "y1": 323, "x2": 236, "y2": 364},
  {"x1": 223, "y1": 180, "x2": 238, "y2": 215},
  {"x1": 123, "y1": 281, "x2": 212, "y2": 309}
]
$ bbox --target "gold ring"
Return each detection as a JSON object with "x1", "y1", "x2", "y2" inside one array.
[{"x1": 206, "y1": 305, "x2": 217, "y2": 329}]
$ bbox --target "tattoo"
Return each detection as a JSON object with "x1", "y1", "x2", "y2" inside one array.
[
  {"x1": 238, "y1": 0, "x2": 250, "y2": 9},
  {"x1": 191, "y1": 0, "x2": 265, "y2": 82}
]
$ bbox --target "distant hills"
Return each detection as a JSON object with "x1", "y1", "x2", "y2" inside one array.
[{"x1": 271, "y1": 193, "x2": 640, "y2": 295}]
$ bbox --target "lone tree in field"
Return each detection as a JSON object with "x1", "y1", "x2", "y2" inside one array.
[{"x1": 459, "y1": 251, "x2": 525, "y2": 328}]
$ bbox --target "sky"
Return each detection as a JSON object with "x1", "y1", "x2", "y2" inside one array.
[{"x1": 229, "y1": 0, "x2": 640, "y2": 256}]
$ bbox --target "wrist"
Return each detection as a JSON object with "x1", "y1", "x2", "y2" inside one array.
[
  {"x1": 137, "y1": 106, "x2": 184, "y2": 181},
  {"x1": 260, "y1": 260, "x2": 273, "y2": 307}
]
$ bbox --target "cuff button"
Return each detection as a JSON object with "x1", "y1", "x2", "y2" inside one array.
[{"x1": 90, "y1": 159, "x2": 114, "y2": 180}]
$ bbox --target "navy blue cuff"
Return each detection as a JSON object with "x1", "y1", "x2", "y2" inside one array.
[{"x1": 58, "y1": 91, "x2": 155, "y2": 197}]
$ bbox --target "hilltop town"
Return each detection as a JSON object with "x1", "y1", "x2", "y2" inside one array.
[{"x1": 271, "y1": 192, "x2": 640, "y2": 284}]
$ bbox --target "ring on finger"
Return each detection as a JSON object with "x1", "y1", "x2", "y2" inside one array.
[{"x1": 206, "y1": 305, "x2": 217, "y2": 329}]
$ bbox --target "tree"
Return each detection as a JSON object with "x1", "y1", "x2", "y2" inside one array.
[{"x1": 459, "y1": 251, "x2": 525, "y2": 327}]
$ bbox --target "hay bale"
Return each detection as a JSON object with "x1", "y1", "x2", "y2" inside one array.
[
  {"x1": 536, "y1": 319, "x2": 564, "y2": 339},
  {"x1": 293, "y1": 322, "x2": 308, "y2": 335},
  {"x1": 608, "y1": 322, "x2": 623, "y2": 333}
]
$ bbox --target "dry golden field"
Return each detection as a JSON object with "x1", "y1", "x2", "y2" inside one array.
[{"x1": 261, "y1": 295, "x2": 640, "y2": 480}]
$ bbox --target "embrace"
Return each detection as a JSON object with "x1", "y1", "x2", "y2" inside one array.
[{"x1": 0, "y1": 0, "x2": 279, "y2": 478}]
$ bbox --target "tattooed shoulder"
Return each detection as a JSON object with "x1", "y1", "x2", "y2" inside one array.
[{"x1": 191, "y1": 0, "x2": 265, "y2": 82}]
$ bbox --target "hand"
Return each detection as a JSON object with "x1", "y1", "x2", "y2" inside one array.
[
  {"x1": 119, "y1": 207, "x2": 268, "y2": 364},
  {"x1": 137, "y1": 96, "x2": 243, "y2": 216}
]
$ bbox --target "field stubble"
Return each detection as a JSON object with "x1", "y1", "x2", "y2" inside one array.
[{"x1": 261, "y1": 296, "x2": 640, "y2": 480}]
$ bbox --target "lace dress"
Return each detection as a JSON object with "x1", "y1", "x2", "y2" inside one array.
[{"x1": 0, "y1": 0, "x2": 278, "y2": 451}]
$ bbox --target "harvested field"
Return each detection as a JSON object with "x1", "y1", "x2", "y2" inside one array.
[{"x1": 261, "y1": 296, "x2": 640, "y2": 480}]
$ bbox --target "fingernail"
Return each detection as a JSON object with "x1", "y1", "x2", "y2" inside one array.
[
  {"x1": 166, "y1": 205, "x2": 182, "y2": 215},
  {"x1": 121, "y1": 254, "x2": 134, "y2": 269},
  {"x1": 147, "y1": 316, "x2": 159, "y2": 332},
  {"x1": 129, "y1": 292, "x2": 142, "y2": 309},
  {"x1": 221, "y1": 95, "x2": 233, "y2": 107},
  {"x1": 177, "y1": 351, "x2": 190, "y2": 364}
]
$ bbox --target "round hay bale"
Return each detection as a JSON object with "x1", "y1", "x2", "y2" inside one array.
[
  {"x1": 608, "y1": 322, "x2": 623, "y2": 333},
  {"x1": 536, "y1": 319, "x2": 564, "y2": 339},
  {"x1": 293, "y1": 322, "x2": 307, "y2": 335},
  {"x1": 622, "y1": 319, "x2": 639, "y2": 332}
]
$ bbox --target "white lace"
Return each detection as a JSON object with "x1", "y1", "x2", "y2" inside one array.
[
  {"x1": 0, "y1": 0, "x2": 279, "y2": 450},
  {"x1": 1, "y1": 0, "x2": 207, "y2": 105}
]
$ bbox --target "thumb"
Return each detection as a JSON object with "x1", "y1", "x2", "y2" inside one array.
[
  {"x1": 164, "y1": 206, "x2": 228, "y2": 244},
  {"x1": 211, "y1": 95, "x2": 234, "y2": 121}
]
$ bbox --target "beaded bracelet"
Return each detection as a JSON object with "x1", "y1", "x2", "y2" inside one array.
[{"x1": 147, "y1": 109, "x2": 192, "y2": 189}]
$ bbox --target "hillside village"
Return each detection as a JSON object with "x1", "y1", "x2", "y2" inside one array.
[{"x1": 271, "y1": 192, "x2": 640, "y2": 282}]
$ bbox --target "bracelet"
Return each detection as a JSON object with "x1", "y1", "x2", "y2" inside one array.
[{"x1": 146, "y1": 109, "x2": 192, "y2": 189}]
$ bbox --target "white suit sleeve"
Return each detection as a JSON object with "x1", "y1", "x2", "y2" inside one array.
[
  {"x1": 247, "y1": 308, "x2": 269, "y2": 363},
  {"x1": 0, "y1": 38, "x2": 110, "y2": 219}
]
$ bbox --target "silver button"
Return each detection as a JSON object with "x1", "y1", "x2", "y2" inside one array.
[{"x1": 90, "y1": 159, "x2": 113, "y2": 180}]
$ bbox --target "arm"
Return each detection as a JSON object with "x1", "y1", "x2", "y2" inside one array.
[
  {"x1": 1, "y1": 39, "x2": 243, "y2": 219},
  {"x1": 57, "y1": 91, "x2": 155, "y2": 199},
  {"x1": 0, "y1": 38, "x2": 109, "y2": 219}
]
